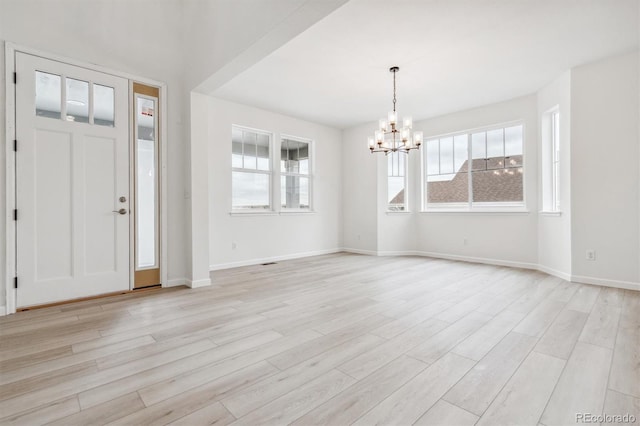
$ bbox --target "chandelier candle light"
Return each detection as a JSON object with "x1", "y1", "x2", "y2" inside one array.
[{"x1": 368, "y1": 66, "x2": 422, "y2": 154}]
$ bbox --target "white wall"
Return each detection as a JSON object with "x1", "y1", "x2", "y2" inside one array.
[
  {"x1": 342, "y1": 122, "x2": 379, "y2": 253},
  {"x1": 207, "y1": 97, "x2": 342, "y2": 269},
  {"x1": 570, "y1": 51, "x2": 639, "y2": 286},
  {"x1": 537, "y1": 71, "x2": 572, "y2": 278},
  {"x1": 414, "y1": 95, "x2": 539, "y2": 267}
]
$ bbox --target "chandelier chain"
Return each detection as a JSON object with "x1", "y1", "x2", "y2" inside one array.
[{"x1": 392, "y1": 69, "x2": 397, "y2": 112}]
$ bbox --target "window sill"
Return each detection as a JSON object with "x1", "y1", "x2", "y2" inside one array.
[
  {"x1": 539, "y1": 211, "x2": 562, "y2": 217},
  {"x1": 230, "y1": 210, "x2": 316, "y2": 216},
  {"x1": 229, "y1": 210, "x2": 278, "y2": 216},
  {"x1": 280, "y1": 210, "x2": 316, "y2": 215},
  {"x1": 421, "y1": 208, "x2": 530, "y2": 214},
  {"x1": 386, "y1": 210, "x2": 411, "y2": 215}
]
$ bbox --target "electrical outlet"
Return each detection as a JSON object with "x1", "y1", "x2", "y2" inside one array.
[
  {"x1": 586, "y1": 250, "x2": 596, "y2": 261},
  {"x1": 357, "y1": 234, "x2": 361, "y2": 240},
  {"x1": 232, "y1": 242, "x2": 237, "y2": 250},
  {"x1": 463, "y1": 238, "x2": 468, "y2": 246}
]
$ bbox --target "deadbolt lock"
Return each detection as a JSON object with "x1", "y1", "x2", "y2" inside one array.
[{"x1": 119, "y1": 196, "x2": 127, "y2": 203}]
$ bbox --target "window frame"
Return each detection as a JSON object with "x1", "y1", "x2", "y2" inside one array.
[
  {"x1": 279, "y1": 134, "x2": 314, "y2": 212},
  {"x1": 231, "y1": 124, "x2": 274, "y2": 212},
  {"x1": 540, "y1": 107, "x2": 561, "y2": 214},
  {"x1": 387, "y1": 150, "x2": 409, "y2": 212},
  {"x1": 422, "y1": 120, "x2": 527, "y2": 213},
  {"x1": 551, "y1": 110, "x2": 560, "y2": 212}
]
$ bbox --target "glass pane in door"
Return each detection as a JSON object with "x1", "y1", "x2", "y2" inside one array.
[
  {"x1": 136, "y1": 96, "x2": 157, "y2": 269},
  {"x1": 35, "y1": 71, "x2": 62, "y2": 119},
  {"x1": 94, "y1": 84, "x2": 115, "y2": 126},
  {"x1": 65, "y1": 78, "x2": 89, "y2": 123}
]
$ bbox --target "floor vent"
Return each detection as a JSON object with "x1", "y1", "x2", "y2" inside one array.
[{"x1": 261, "y1": 262, "x2": 277, "y2": 266}]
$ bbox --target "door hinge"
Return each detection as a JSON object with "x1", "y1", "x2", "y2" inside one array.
[
  {"x1": 13, "y1": 209, "x2": 17, "y2": 221},
  {"x1": 13, "y1": 140, "x2": 17, "y2": 152},
  {"x1": 13, "y1": 72, "x2": 17, "y2": 84},
  {"x1": 14, "y1": 277, "x2": 18, "y2": 289}
]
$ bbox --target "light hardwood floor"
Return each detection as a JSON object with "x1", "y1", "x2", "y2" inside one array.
[{"x1": 0, "y1": 253, "x2": 638, "y2": 425}]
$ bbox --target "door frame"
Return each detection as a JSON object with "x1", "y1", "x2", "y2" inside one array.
[{"x1": 4, "y1": 42, "x2": 169, "y2": 314}]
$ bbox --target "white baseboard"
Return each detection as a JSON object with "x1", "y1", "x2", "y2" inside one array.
[
  {"x1": 0, "y1": 305, "x2": 6, "y2": 316},
  {"x1": 209, "y1": 248, "x2": 341, "y2": 271},
  {"x1": 376, "y1": 250, "x2": 420, "y2": 256},
  {"x1": 570, "y1": 274, "x2": 640, "y2": 291},
  {"x1": 166, "y1": 277, "x2": 212, "y2": 289},
  {"x1": 188, "y1": 279, "x2": 212, "y2": 288},
  {"x1": 343, "y1": 248, "x2": 538, "y2": 270},
  {"x1": 409, "y1": 251, "x2": 539, "y2": 270},
  {"x1": 537, "y1": 265, "x2": 572, "y2": 281},
  {"x1": 341, "y1": 247, "x2": 379, "y2": 256},
  {"x1": 165, "y1": 278, "x2": 188, "y2": 288}
]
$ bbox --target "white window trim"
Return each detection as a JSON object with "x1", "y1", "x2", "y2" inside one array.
[
  {"x1": 539, "y1": 211, "x2": 562, "y2": 217},
  {"x1": 280, "y1": 134, "x2": 314, "y2": 212},
  {"x1": 540, "y1": 107, "x2": 561, "y2": 214},
  {"x1": 229, "y1": 211, "x2": 279, "y2": 216},
  {"x1": 231, "y1": 125, "x2": 274, "y2": 213},
  {"x1": 279, "y1": 210, "x2": 316, "y2": 215},
  {"x1": 551, "y1": 109, "x2": 560, "y2": 212},
  {"x1": 421, "y1": 120, "x2": 526, "y2": 212},
  {"x1": 387, "y1": 151, "x2": 409, "y2": 212}
]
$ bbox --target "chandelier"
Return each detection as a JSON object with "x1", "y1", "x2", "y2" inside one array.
[{"x1": 368, "y1": 66, "x2": 422, "y2": 154}]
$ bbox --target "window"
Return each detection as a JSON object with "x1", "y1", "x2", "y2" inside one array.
[
  {"x1": 232, "y1": 126, "x2": 272, "y2": 210},
  {"x1": 424, "y1": 123, "x2": 524, "y2": 210},
  {"x1": 542, "y1": 109, "x2": 560, "y2": 212},
  {"x1": 35, "y1": 71, "x2": 115, "y2": 126},
  {"x1": 281, "y1": 136, "x2": 311, "y2": 210},
  {"x1": 426, "y1": 135, "x2": 469, "y2": 205},
  {"x1": 388, "y1": 151, "x2": 408, "y2": 211}
]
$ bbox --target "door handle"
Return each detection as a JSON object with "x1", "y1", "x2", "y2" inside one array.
[{"x1": 112, "y1": 208, "x2": 127, "y2": 215}]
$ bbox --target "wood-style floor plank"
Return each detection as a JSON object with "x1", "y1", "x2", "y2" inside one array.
[
  {"x1": 579, "y1": 303, "x2": 621, "y2": 349},
  {"x1": 0, "y1": 253, "x2": 636, "y2": 425},
  {"x1": 601, "y1": 389, "x2": 640, "y2": 426},
  {"x1": 533, "y1": 308, "x2": 588, "y2": 359},
  {"x1": 352, "y1": 352, "x2": 475, "y2": 425},
  {"x1": 291, "y1": 355, "x2": 428, "y2": 426},
  {"x1": 540, "y1": 342, "x2": 612, "y2": 425},
  {"x1": 476, "y1": 351, "x2": 566, "y2": 426},
  {"x1": 444, "y1": 331, "x2": 537, "y2": 416},
  {"x1": 220, "y1": 333, "x2": 384, "y2": 418},
  {"x1": 414, "y1": 399, "x2": 479, "y2": 426},
  {"x1": 607, "y1": 290, "x2": 640, "y2": 399},
  {"x1": 48, "y1": 393, "x2": 145, "y2": 426},
  {"x1": 168, "y1": 402, "x2": 235, "y2": 426},
  {"x1": 229, "y1": 369, "x2": 355, "y2": 426}
]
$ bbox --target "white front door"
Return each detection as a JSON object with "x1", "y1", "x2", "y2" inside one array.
[{"x1": 15, "y1": 52, "x2": 130, "y2": 307}]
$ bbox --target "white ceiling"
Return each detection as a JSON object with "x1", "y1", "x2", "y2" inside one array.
[{"x1": 212, "y1": 0, "x2": 639, "y2": 129}]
